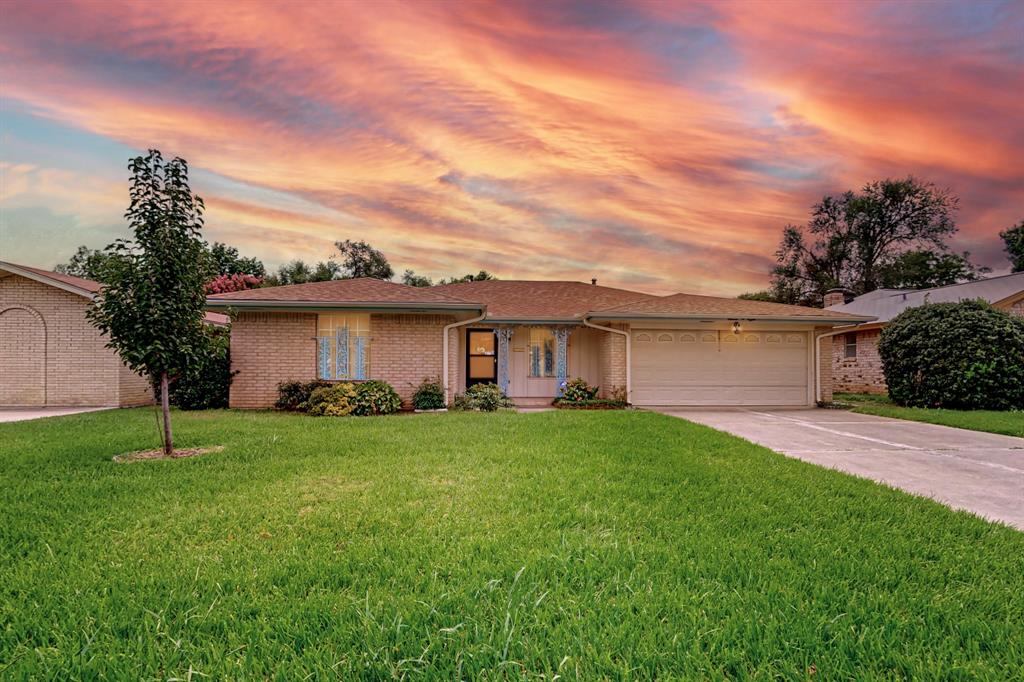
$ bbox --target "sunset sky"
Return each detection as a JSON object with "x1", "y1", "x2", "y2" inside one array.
[{"x1": 1, "y1": 0, "x2": 1021, "y2": 295}]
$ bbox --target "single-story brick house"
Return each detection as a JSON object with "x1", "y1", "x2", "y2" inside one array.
[
  {"x1": 0, "y1": 261, "x2": 228, "y2": 407},
  {"x1": 825, "y1": 272, "x2": 1024, "y2": 394},
  {"x1": 207, "y1": 278, "x2": 871, "y2": 409}
]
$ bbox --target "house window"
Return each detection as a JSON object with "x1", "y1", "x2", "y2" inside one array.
[
  {"x1": 844, "y1": 332, "x2": 857, "y2": 359},
  {"x1": 527, "y1": 328, "x2": 557, "y2": 378},
  {"x1": 317, "y1": 314, "x2": 371, "y2": 379}
]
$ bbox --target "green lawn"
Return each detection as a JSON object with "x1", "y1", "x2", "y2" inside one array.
[
  {"x1": 836, "y1": 392, "x2": 1024, "y2": 438},
  {"x1": 1, "y1": 409, "x2": 1022, "y2": 679}
]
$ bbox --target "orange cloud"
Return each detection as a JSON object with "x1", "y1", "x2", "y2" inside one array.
[{"x1": 0, "y1": 0, "x2": 1020, "y2": 292}]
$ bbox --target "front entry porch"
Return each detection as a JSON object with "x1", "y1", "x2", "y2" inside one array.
[{"x1": 456, "y1": 324, "x2": 605, "y2": 404}]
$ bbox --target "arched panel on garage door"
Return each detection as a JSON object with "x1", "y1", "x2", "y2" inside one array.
[{"x1": 0, "y1": 306, "x2": 46, "y2": 406}]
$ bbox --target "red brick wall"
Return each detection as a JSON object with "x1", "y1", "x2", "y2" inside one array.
[
  {"x1": 371, "y1": 313, "x2": 455, "y2": 407},
  {"x1": 229, "y1": 311, "x2": 317, "y2": 408},
  {"x1": 0, "y1": 274, "x2": 149, "y2": 406},
  {"x1": 228, "y1": 311, "x2": 455, "y2": 409},
  {"x1": 831, "y1": 328, "x2": 886, "y2": 395}
]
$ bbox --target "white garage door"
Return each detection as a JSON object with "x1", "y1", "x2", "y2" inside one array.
[{"x1": 631, "y1": 329, "x2": 810, "y2": 406}]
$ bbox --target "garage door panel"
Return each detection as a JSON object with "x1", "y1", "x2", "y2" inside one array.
[{"x1": 631, "y1": 329, "x2": 809, "y2": 406}]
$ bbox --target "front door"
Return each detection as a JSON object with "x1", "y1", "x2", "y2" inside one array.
[{"x1": 466, "y1": 329, "x2": 497, "y2": 387}]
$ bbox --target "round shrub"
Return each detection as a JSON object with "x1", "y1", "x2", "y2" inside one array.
[
  {"x1": 352, "y1": 380, "x2": 402, "y2": 415},
  {"x1": 878, "y1": 300, "x2": 1024, "y2": 410},
  {"x1": 449, "y1": 383, "x2": 514, "y2": 412},
  {"x1": 412, "y1": 377, "x2": 446, "y2": 410},
  {"x1": 559, "y1": 377, "x2": 599, "y2": 403},
  {"x1": 305, "y1": 384, "x2": 357, "y2": 416},
  {"x1": 276, "y1": 380, "x2": 332, "y2": 411}
]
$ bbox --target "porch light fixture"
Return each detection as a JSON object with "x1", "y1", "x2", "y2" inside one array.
[{"x1": 732, "y1": 320, "x2": 742, "y2": 335}]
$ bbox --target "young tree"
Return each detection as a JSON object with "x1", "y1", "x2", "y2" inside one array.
[
  {"x1": 1001, "y1": 220, "x2": 1024, "y2": 272},
  {"x1": 55, "y1": 245, "x2": 116, "y2": 282},
  {"x1": 334, "y1": 239, "x2": 394, "y2": 279},
  {"x1": 771, "y1": 177, "x2": 960, "y2": 305},
  {"x1": 87, "y1": 150, "x2": 212, "y2": 455}
]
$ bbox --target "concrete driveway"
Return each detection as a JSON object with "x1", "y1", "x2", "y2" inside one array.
[
  {"x1": 654, "y1": 408, "x2": 1024, "y2": 531},
  {"x1": 0, "y1": 407, "x2": 109, "y2": 423}
]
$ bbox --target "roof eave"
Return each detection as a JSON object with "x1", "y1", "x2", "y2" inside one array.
[
  {"x1": 585, "y1": 312, "x2": 876, "y2": 324},
  {"x1": 0, "y1": 262, "x2": 95, "y2": 299}
]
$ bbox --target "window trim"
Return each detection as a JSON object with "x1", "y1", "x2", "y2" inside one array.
[
  {"x1": 844, "y1": 332, "x2": 857, "y2": 360},
  {"x1": 527, "y1": 328, "x2": 558, "y2": 378}
]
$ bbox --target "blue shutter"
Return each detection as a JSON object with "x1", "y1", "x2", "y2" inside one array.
[
  {"x1": 353, "y1": 336, "x2": 367, "y2": 380},
  {"x1": 317, "y1": 337, "x2": 331, "y2": 379},
  {"x1": 335, "y1": 327, "x2": 349, "y2": 379}
]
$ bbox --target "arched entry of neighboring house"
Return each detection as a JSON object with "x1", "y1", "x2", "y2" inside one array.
[{"x1": 0, "y1": 306, "x2": 46, "y2": 406}]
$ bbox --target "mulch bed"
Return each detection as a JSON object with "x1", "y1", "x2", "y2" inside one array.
[{"x1": 113, "y1": 446, "x2": 224, "y2": 463}]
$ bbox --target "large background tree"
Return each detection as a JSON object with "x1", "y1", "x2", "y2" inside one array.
[
  {"x1": 208, "y1": 241, "x2": 265, "y2": 278},
  {"x1": 1001, "y1": 220, "x2": 1024, "y2": 272},
  {"x1": 335, "y1": 239, "x2": 394, "y2": 279},
  {"x1": 768, "y1": 177, "x2": 973, "y2": 305},
  {"x1": 54, "y1": 245, "x2": 116, "y2": 281},
  {"x1": 87, "y1": 150, "x2": 212, "y2": 455}
]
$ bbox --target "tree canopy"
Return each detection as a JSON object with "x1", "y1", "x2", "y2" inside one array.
[
  {"x1": 768, "y1": 177, "x2": 975, "y2": 305},
  {"x1": 208, "y1": 241, "x2": 265, "y2": 278},
  {"x1": 54, "y1": 245, "x2": 116, "y2": 281},
  {"x1": 335, "y1": 239, "x2": 394, "y2": 280},
  {"x1": 1001, "y1": 220, "x2": 1024, "y2": 273},
  {"x1": 86, "y1": 150, "x2": 212, "y2": 455}
]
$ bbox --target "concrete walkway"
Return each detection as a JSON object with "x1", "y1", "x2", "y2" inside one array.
[
  {"x1": 654, "y1": 408, "x2": 1024, "y2": 531},
  {"x1": 0, "y1": 407, "x2": 110, "y2": 423}
]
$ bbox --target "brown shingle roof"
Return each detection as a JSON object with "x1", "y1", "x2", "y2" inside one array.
[
  {"x1": 595, "y1": 292, "x2": 874, "y2": 320},
  {"x1": 208, "y1": 277, "x2": 477, "y2": 305},
  {"x1": 2, "y1": 261, "x2": 231, "y2": 327},
  {"x1": 432, "y1": 280, "x2": 654, "y2": 320},
  {"x1": 1, "y1": 261, "x2": 100, "y2": 294}
]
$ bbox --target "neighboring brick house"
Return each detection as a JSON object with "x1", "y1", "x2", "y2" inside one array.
[
  {"x1": 826, "y1": 272, "x2": 1024, "y2": 395},
  {"x1": 208, "y1": 279, "x2": 869, "y2": 409},
  {"x1": 0, "y1": 261, "x2": 228, "y2": 408}
]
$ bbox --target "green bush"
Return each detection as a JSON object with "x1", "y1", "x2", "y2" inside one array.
[
  {"x1": 305, "y1": 383, "x2": 357, "y2": 416},
  {"x1": 449, "y1": 383, "x2": 515, "y2": 412},
  {"x1": 560, "y1": 377, "x2": 599, "y2": 403},
  {"x1": 352, "y1": 380, "x2": 402, "y2": 416},
  {"x1": 878, "y1": 300, "x2": 1024, "y2": 410},
  {"x1": 412, "y1": 377, "x2": 446, "y2": 410},
  {"x1": 276, "y1": 380, "x2": 332, "y2": 411},
  {"x1": 168, "y1": 327, "x2": 235, "y2": 410}
]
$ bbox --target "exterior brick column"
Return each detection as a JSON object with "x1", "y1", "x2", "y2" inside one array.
[{"x1": 597, "y1": 322, "x2": 629, "y2": 399}]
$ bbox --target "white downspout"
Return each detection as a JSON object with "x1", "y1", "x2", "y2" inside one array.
[
  {"x1": 583, "y1": 317, "x2": 631, "y2": 404},
  {"x1": 442, "y1": 310, "x2": 487, "y2": 404},
  {"x1": 813, "y1": 327, "x2": 859, "y2": 404}
]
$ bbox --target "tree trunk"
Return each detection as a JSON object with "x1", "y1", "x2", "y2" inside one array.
[{"x1": 160, "y1": 372, "x2": 173, "y2": 456}]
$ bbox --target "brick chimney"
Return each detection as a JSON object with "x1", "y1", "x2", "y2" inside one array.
[{"x1": 823, "y1": 288, "x2": 852, "y2": 307}]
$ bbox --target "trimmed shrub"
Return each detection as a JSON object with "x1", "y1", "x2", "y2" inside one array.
[
  {"x1": 169, "y1": 327, "x2": 235, "y2": 410},
  {"x1": 352, "y1": 380, "x2": 402, "y2": 416},
  {"x1": 412, "y1": 377, "x2": 446, "y2": 410},
  {"x1": 449, "y1": 383, "x2": 515, "y2": 412},
  {"x1": 276, "y1": 380, "x2": 332, "y2": 411},
  {"x1": 878, "y1": 300, "x2": 1024, "y2": 410},
  {"x1": 560, "y1": 377, "x2": 599, "y2": 403},
  {"x1": 306, "y1": 383, "x2": 357, "y2": 416}
]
